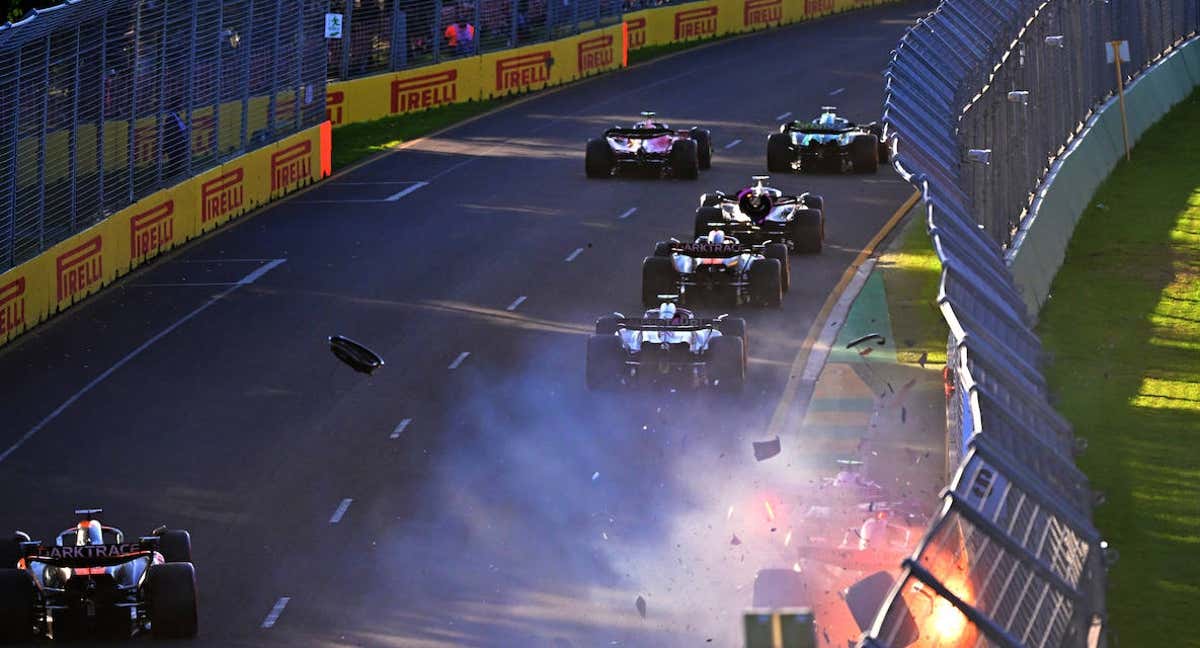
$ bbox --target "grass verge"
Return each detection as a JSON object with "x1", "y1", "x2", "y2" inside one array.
[
  {"x1": 878, "y1": 207, "x2": 947, "y2": 365},
  {"x1": 1037, "y1": 88, "x2": 1200, "y2": 645}
]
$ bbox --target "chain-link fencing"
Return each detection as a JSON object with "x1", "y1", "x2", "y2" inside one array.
[
  {"x1": 0, "y1": 0, "x2": 328, "y2": 273},
  {"x1": 858, "y1": 1, "x2": 1200, "y2": 645},
  {"x1": 325, "y1": 0, "x2": 707, "y2": 81}
]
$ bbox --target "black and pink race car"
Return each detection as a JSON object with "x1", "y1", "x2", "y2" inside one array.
[{"x1": 585, "y1": 112, "x2": 713, "y2": 179}]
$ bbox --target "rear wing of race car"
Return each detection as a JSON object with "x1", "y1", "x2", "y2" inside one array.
[
  {"x1": 614, "y1": 318, "x2": 720, "y2": 332},
  {"x1": 668, "y1": 242, "x2": 746, "y2": 257},
  {"x1": 603, "y1": 127, "x2": 680, "y2": 139},
  {"x1": 23, "y1": 542, "x2": 156, "y2": 567},
  {"x1": 784, "y1": 122, "x2": 855, "y2": 135}
]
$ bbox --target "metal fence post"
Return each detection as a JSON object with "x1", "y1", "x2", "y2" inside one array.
[
  {"x1": 37, "y1": 36, "x2": 51, "y2": 252},
  {"x1": 127, "y1": 1, "x2": 143, "y2": 204},
  {"x1": 433, "y1": 0, "x2": 442, "y2": 64},
  {"x1": 70, "y1": 25, "x2": 82, "y2": 232},
  {"x1": 340, "y1": 0, "x2": 354, "y2": 80},
  {"x1": 269, "y1": 0, "x2": 283, "y2": 138},
  {"x1": 214, "y1": 1, "x2": 223, "y2": 160},
  {"x1": 184, "y1": 0, "x2": 199, "y2": 178},
  {"x1": 391, "y1": 7, "x2": 407, "y2": 71},
  {"x1": 510, "y1": 0, "x2": 518, "y2": 47},
  {"x1": 97, "y1": 14, "x2": 106, "y2": 215},
  {"x1": 240, "y1": 0, "x2": 255, "y2": 150},
  {"x1": 6, "y1": 49, "x2": 21, "y2": 268},
  {"x1": 572, "y1": 0, "x2": 579, "y2": 34},
  {"x1": 474, "y1": 1, "x2": 482, "y2": 55},
  {"x1": 294, "y1": 0, "x2": 304, "y2": 134},
  {"x1": 155, "y1": 0, "x2": 171, "y2": 189}
]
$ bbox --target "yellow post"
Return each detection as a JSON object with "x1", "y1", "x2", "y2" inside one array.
[{"x1": 1111, "y1": 40, "x2": 1131, "y2": 161}]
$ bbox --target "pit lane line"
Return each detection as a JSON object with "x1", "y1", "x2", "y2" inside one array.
[
  {"x1": 564, "y1": 247, "x2": 585, "y2": 262},
  {"x1": 776, "y1": 111, "x2": 793, "y2": 121},
  {"x1": 329, "y1": 498, "x2": 354, "y2": 524},
  {"x1": 0, "y1": 258, "x2": 288, "y2": 466},
  {"x1": 724, "y1": 139, "x2": 743, "y2": 149},
  {"x1": 261, "y1": 597, "x2": 291, "y2": 629},
  {"x1": 390, "y1": 418, "x2": 413, "y2": 439},
  {"x1": 506, "y1": 296, "x2": 527, "y2": 311},
  {"x1": 830, "y1": 87, "x2": 846, "y2": 96},
  {"x1": 448, "y1": 352, "x2": 471, "y2": 370},
  {"x1": 618, "y1": 207, "x2": 638, "y2": 220}
]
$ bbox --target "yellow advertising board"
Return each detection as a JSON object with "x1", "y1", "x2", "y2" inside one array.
[
  {"x1": 325, "y1": 59, "x2": 481, "y2": 127},
  {"x1": 0, "y1": 121, "x2": 331, "y2": 348}
]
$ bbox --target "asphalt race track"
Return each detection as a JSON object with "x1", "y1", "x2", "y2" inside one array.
[{"x1": 0, "y1": 3, "x2": 935, "y2": 645}]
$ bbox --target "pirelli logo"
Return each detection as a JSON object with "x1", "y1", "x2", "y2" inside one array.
[
  {"x1": 391, "y1": 70, "x2": 458, "y2": 114},
  {"x1": 201, "y1": 168, "x2": 245, "y2": 224},
  {"x1": 578, "y1": 35, "x2": 614, "y2": 75},
  {"x1": 744, "y1": 0, "x2": 782, "y2": 26},
  {"x1": 627, "y1": 17, "x2": 646, "y2": 49},
  {"x1": 0, "y1": 278, "x2": 26, "y2": 337},
  {"x1": 675, "y1": 6, "x2": 718, "y2": 40},
  {"x1": 326, "y1": 91, "x2": 345, "y2": 126},
  {"x1": 56, "y1": 236, "x2": 103, "y2": 303},
  {"x1": 496, "y1": 51, "x2": 551, "y2": 92},
  {"x1": 130, "y1": 200, "x2": 175, "y2": 261},
  {"x1": 803, "y1": 0, "x2": 834, "y2": 15},
  {"x1": 271, "y1": 141, "x2": 312, "y2": 192}
]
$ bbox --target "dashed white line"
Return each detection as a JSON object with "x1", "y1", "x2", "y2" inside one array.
[
  {"x1": 830, "y1": 87, "x2": 846, "y2": 96},
  {"x1": 390, "y1": 418, "x2": 412, "y2": 439},
  {"x1": 384, "y1": 181, "x2": 429, "y2": 201},
  {"x1": 0, "y1": 259, "x2": 287, "y2": 466},
  {"x1": 776, "y1": 111, "x2": 792, "y2": 121},
  {"x1": 329, "y1": 498, "x2": 354, "y2": 524},
  {"x1": 506, "y1": 296, "x2": 527, "y2": 311},
  {"x1": 724, "y1": 139, "x2": 743, "y2": 150},
  {"x1": 564, "y1": 247, "x2": 585, "y2": 262},
  {"x1": 131, "y1": 282, "x2": 240, "y2": 288},
  {"x1": 448, "y1": 352, "x2": 471, "y2": 370},
  {"x1": 261, "y1": 597, "x2": 290, "y2": 628},
  {"x1": 618, "y1": 207, "x2": 638, "y2": 220}
]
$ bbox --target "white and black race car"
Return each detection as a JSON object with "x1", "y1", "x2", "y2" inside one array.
[
  {"x1": 0, "y1": 509, "x2": 197, "y2": 641},
  {"x1": 643, "y1": 231, "x2": 786, "y2": 308},
  {"x1": 767, "y1": 107, "x2": 891, "y2": 174},
  {"x1": 586, "y1": 303, "x2": 746, "y2": 391},
  {"x1": 694, "y1": 176, "x2": 825, "y2": 253},
  {"x1": 585, "y1": 111, "x2": 713, "y2": 179}
]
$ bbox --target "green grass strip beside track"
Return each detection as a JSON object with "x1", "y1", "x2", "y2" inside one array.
[{"x1": 1037, "y1": 88, "x2": 1200, "y2": 645}]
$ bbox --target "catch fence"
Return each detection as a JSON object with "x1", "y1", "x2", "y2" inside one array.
[
  {"x1": 0, "y1": 0, "x2": 328, "y2": 273},
  {"x1": 861, "y1": 0, "x2": 1200, "y2": 646}
]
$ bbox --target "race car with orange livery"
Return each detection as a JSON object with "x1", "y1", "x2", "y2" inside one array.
[
  {"x1": 585, "y1": 111, "x2": 713, "y2": 179},
  {"x1": 0, "y1": 509, "x2": 198, "y2": 641}
]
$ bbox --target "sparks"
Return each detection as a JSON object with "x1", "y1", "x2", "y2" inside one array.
[
  {"x1": 784, "y1": 529, "x2": 793, "y2": 547},
  {"x1": 727, "y1": 505, "x2": 734, "y2": 520},
  {"x1": 763, "y1": 500, "x2": 775, "y2": 522}
]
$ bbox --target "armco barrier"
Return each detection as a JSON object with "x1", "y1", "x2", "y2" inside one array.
[
  {"x1": 0, "y1": 122, "x2": 332, "y2": 347},
  {"x1": 327, "y1": 0, "x2": 898, "y2": 128},
  {"x1": 1008, "y1": 36, "x2": 1200, "y2": 317}
]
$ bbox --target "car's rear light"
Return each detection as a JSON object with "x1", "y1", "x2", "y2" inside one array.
[{"x1": 73, "y1": 567, "x2": 106, "y2": 576}]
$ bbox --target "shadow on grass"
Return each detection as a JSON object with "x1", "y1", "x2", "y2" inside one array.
[{"x1": 1037, "y1": 88, "x2": 1200, "y2": 645}]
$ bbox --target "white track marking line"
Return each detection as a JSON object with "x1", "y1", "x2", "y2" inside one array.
[
  {"x1": 776, "y1": 111, "x2": 792, "y2": 121},
  {"x1": 329, "y1": 498, "x2": 354, "y2": 524},
  {"x1": 618, "y1": 207, "x2": 638, "y2": 220},
  {"x1": 384, "y1": 181, "x2": 429, "y2": 201},
  {"x1": 175, "y1": 258, "x2": 276, "y2": 263},
  {"x1": 335, "y1": 181, "x2": 426, "y2": 185},
  {"x1": 506, "y1": 296, "x2": 527, "y2": 311},
  {"x1": 448, "y1": 352, "x2": 471, "y2": 370},
  {"x1": 390, "y1": 418, "x2": 412, "y2": 439},
  {"x1": 564, "y1": 247, "x2": 584, "y2": 262},
  {"x1": 724, "y1": 139, "x2": 743, "y2": 149},
  {"x1": 131, "y1": 282, "x2": 240, "y2": 288},
  {"x1": 0, "y1": 259, "x2": 286, "y2": 466},
  {"x1": 261, "y1": 597, "x2": 291, "y2": 628},
  {"x1": 830, "y1": 87, "x2": 846, "y2": 96}
]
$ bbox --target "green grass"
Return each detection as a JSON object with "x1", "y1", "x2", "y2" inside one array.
[
  {"x1": 1037, "y1": 88, "x2": 1200, "y2": 646},
  {"x1": 878, "y1": 207, "x2": 948, "y2": 365},
  {"x1": 331, "y1": 98, "x2": 511, "y2": 171}
]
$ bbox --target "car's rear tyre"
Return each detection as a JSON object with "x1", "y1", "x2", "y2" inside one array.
[
  {"x1": 653, "y1": 241, "x2": 673, "y2": 257},
  {"x1": 586, "y1": 334, "x2": 626, "y2": 390},
  {"x1": 585, "y1": 138, "x2": 614, "y2": 178},
  {"x1": 851, "y1": 134, "x2": 879, "y2": 174},
  {"x1": 595, "y1": 315, "x2": 620, "y2": 335},
  {"x1": 642, "y1": 256, "x2": 678, "y2": 308},
  {"x1": 670, "y1": 139, "x2": 699, "y2": 180},
  {"x1": 147, "y1": 563, "x2": 198, "y2": 639},
  {"x1": 748, "y1": 258, "x2": 783, "y2": 308},
  {"x1": 708, "y1": 336, "x2": 745, "y2": 393},
  {"x1": 0, "y1": 569, "x2": 36, "y2": 641},
  {"x1": 157, "y1": 529, "x2": 192, "y2": 564},
  {"x1": 767, "y1": 133, "x2": 793, "y2": 173},
  {"x1": 716, "y1": 318, "x2": 748, "y2": 366},
  {"x1": 695, "y1": 206, "x2": 724, "y2": 241},
  {"x1": 801, "y1": 193, "x2": 824, "y2": 211},
  {"x1": 866, "y1": 123, "x2": 891, "y2": 163},
  {"x1": 790, "y1": 208, "x2": 823, "y2": 254},
  {"x1": 763, "y1": 243, "x2": 790, "y2": 292},
  {"x1": 690, "y1": 128, "x2": 713, "y2": 170}
]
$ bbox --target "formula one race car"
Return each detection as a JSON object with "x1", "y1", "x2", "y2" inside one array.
[
  {"x1": 585, "y1": 111, "x2": 713, "y2": 179},
  {"x1": 643, "y1": 231, "x2": 786, "y2": 308},
  {"x1": 694, "y1": 176, "x2": 825, "y2": 253},
  {"x1": 0, "y1": 509, "x2": 197, "y2": 641},
  {"x1": 586, "y1": 303, "x2": 747, "y2": 391},
  {"x1": 767, "y1": 107, "x2": 891, "y2": 174}
]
